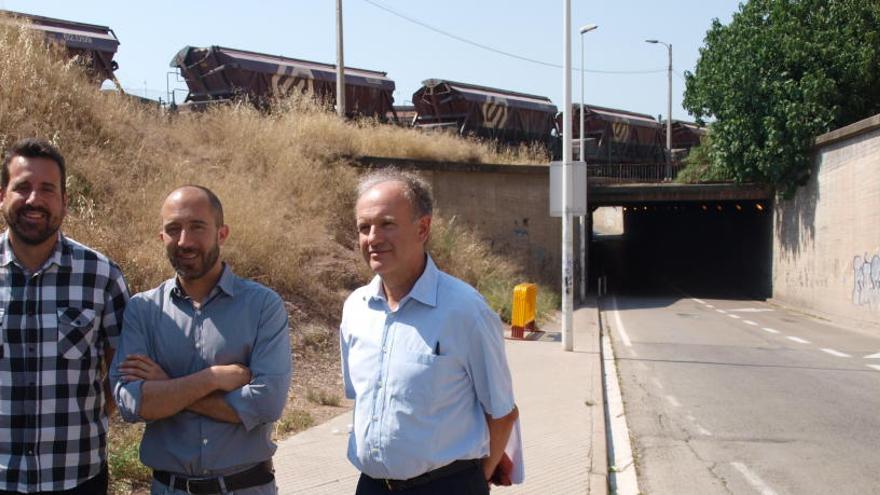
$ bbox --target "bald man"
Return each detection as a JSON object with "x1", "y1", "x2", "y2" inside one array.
[{"x1": 110, "y1": 186, "x2": 291, "y2": 495}]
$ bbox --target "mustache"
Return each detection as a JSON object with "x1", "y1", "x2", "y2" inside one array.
[{"x1": 18, "y1": 205, "x2": 51, "y2": 216}]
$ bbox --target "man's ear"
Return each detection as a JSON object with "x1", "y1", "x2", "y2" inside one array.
[
  {"x1": 218, "y1": 224, "x2": 230, "y2": 245},
  {"x1": 417, "y1": 215, "x2": 432, "y2": 243}
]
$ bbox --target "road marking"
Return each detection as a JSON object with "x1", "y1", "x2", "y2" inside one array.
[
  {"x1": 864, "y1": 352, "x2": 880, "y2": 359},
  {"x1": 692, "y1": 298, "x2": 706, "y2": 305},
  {"x1": 602, "y1": 320, "x2": 641, "y2": 494},
  {"x1": 743, "y1": 320, "x2": 758, "y2": 326},
  {"x1": 705, "y1": 304, "x2": 715, "y2": 309},
  {"x1": 786, "y1": 336, "x2": 811, "y2": 344},
  {"x1": 868, "y1": 365, "x2": 880, "y2": 372},
  {"x1": 665, "y1": 395, "x2": 681, "y2": 407},
  {"x1": 762, "y1": 327, "x2": 780, "y2": 334},
  {"x1": 610, "y1": 296, "x2": 632, "y2": 347},
  {"x1": 651, "y1": 377, "x2": 664, "y2": 390},
  {"x1": 716, "y1": 309, "x2": 727, "y2": 314},
  {"x1": 728, "y1": 308, "x2": 775, "y2": 313},
  {"x1": 728, "y1": 314, "x2": 741, "y2": 319},
  {"x1": 731, "y1": 462, "x2": 779, "y2": 495},
  {"x1": 820, "y1": 348, "x2": 851, "y2": 358}
]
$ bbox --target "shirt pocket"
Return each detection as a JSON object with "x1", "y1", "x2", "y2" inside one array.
[
  {"x1": 57, "y1": 307, "x2": 97, "y2": 360},
  {"x1": 390, "y1": 352, "x2": 459, "y2": 404}
]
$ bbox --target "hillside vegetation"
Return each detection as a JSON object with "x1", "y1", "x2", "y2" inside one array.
[{"x1": 0, "y1": 18, "x2": 556, "y2": 493}]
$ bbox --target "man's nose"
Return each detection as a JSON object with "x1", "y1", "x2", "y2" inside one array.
[{"x1": 177, "y1": 229, "x2": 195, "y2": 247}]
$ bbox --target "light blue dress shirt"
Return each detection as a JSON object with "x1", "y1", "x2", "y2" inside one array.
[
  {"x1": 340, "y1": 256, "x2": 515, "y2": 480},
  {"x1": 110, "y1": 265, "x2": 291, "y2": 493}
]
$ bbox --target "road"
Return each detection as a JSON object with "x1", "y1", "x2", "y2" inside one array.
[{"x1": 604, "y1": 294, "x2": 880, "y2": 494}]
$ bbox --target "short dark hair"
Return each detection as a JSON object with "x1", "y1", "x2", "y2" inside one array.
[
  {"x1": 1, "y1": 138, "x2": 66, "y2": 194},
  {"x1": 357, "y1": 168, "x2": 433, "y2": 219},
  {"x1": 176, "y1": 184, "x2": 224, "y2": 227}
]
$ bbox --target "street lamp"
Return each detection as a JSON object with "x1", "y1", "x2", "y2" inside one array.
[
  {"x1": 578, "y1": 23, "x2": 597, "y2": 305},
  {"x1": 336, "y1": 0, "x2": 346, "y2": 117},
  {"x1": 645, "y1": 39, "x2": 672, "y2": 170}
]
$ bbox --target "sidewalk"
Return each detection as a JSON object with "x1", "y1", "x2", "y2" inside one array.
[{"x1": 274, "y1": 301, "x2": 607, "y2": 494}]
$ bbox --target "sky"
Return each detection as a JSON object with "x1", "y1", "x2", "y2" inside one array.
[{"x1": 0, "y1": 0, "x2": 742, "y2": 121}]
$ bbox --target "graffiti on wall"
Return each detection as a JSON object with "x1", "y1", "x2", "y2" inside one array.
[{"x1": 853, "y1": 254, "x2": 880, "y2": 306}]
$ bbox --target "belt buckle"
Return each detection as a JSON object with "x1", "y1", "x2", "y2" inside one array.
[{"x1": 185, "y1": 477, "x2": 213, "y2": 494}]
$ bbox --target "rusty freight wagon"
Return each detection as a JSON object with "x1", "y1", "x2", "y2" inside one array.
[
  {"x1": 566, "y1": 105, "x2": 666, "y2": 163},
  {"x1": 171, "y1": 45, "x2": 395, "y2": 118},
  {"x1": 0, "y1": 10, "x2": 121, "y2": 87},
  {"x1": 412, "y1": 79, "x2": 558, "y2": 146}
]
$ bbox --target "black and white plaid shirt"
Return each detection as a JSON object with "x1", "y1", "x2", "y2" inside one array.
[{"x1": 0, "y1": 231, "x2": 129, "y2": 492}]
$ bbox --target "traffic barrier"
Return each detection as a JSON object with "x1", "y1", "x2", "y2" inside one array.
[{"x1": 510, "y1": 283, "x2": 537, "y2": 339}]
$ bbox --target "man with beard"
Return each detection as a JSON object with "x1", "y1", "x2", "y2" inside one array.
[
  {"x1": 0, "y1": 139, "x2": 129, "y2": 494},
  {"x1": 111, "y1": 185, "x2": 291, "y2": 495}
]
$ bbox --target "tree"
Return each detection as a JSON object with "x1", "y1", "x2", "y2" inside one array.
[{"x1": 683, "y1": 0, "x2": 880, "y2": 194}]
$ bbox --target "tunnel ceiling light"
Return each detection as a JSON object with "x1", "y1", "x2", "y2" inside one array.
[
  {"x1": 716, "y1": 204, "x2": 723, "y2": 211},
  {"x1": 736, "y1": 204, "x2": 743, "y2": 211},
  {"x1": 701, "y1": 204, "x2": 708, "y2": 211},
  {"x1": 756, "y1": 203, "x2": 765, "y2": 211}
]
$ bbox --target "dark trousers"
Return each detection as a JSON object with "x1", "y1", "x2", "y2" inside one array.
[
  {"x1": 0, "y1": 464, "x2": 108, "y2": 495},
  {"x1": 355, "y1": 464, "x2": 489, "y2": 495}
]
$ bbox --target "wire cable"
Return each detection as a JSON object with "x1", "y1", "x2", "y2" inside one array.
[{"x1": 361, "y1": 0, "x2": 667, "y2": 75}]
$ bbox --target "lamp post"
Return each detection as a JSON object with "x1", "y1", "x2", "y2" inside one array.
[
  {"x1": 646, "y1": 39, "x2": 672, "y2": 171},
  {"x1": 561, "y1": 0, "x2": 573, "y2": 351},
  {"x1": 336, "y1": 0, "x2": 346, "y2": 117},
  {"x1": 579, "y1": 23, "x2": 597, "y2": 305}
]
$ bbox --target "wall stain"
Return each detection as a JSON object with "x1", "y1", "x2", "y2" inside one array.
[{"x1": 853, "y1": 253, "x2": 880, "y2": 306}]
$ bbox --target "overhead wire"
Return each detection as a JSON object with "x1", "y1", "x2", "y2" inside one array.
[{"x1": 361, "y1": 0, "x2": 667, "y2": 75}]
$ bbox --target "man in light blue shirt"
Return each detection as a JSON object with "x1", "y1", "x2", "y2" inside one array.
[
  {"x1": 341, "y1": 170, "x2": 519, "y2": 494},
  {"x1": 110, "y1": 185, "x2": 291, "y2": 494}
]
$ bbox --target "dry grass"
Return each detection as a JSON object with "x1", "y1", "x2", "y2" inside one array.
[{"x1": 0, "y1": 16, "x2": 554, "y2": 494}]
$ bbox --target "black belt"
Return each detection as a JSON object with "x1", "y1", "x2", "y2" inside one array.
[
  {"x1": 372, "y1": 459, "x2": 482, "y2": 492},
  {"x1": 153, "y1": 460, "x2": 274, "y2": 494}
]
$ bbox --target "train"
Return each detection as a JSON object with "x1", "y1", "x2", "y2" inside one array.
[{"x1": 2, "y1": 9, "x2": 705, "y2": 162}]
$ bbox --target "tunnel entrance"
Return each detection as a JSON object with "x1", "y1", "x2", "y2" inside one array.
[{"x1": 589, "y1": 200, "x2": 773, "y2": 299}]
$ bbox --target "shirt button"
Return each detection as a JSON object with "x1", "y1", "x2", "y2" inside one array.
[
  {"x1": 27, "y1": 450, "x2": 33, "y2": 455},
  {"x1": 372, "y1": 416, "x2": 378, "y2": 422},
  {"x1": 202, "y1": 438, "x2": 208, "y2": 445}
]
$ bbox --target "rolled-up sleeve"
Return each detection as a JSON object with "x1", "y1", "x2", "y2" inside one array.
[
  {"x1": 224, "y1": 290, "x2": 292, "y2": 431},
  {"x1": 466, "y1": 303, "x2": 516, "y2": 419},
  {"x1": 110, "y1": 296, "x2": 148, "y2": 423}
]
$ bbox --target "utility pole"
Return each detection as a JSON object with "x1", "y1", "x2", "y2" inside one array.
[
  {"x1": 579, "y1": 23, "x2": 597, "y2": 305},
  {"x1": 561, "y1": 0, "x2": 573, "y2": 351},
  {"x1": 646, "y1": 39, "x2": 673, "y2": 172},
  {"x1": 336, "y1": 0, "x2": 346, "y2": 117}
]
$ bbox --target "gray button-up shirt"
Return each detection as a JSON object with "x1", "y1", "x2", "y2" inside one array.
[{"x1": 110, "y1": 265, "x2": 291, "y2": 477}]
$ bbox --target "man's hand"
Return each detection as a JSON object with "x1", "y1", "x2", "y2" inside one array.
[
  {"x1": 118, "y1": 354, "x2": 170, "y2": 382},
  {"x1": 211, "y1": 364, "x2": 252, "y2": 391}
]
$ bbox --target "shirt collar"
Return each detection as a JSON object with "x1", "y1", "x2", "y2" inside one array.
[
  {"x1": 171, "y1": 262, "x2": 235, "y2": 300},
  {"x1": 0, "y1": 230, "x2": 69, "y2": 271},
  {"x1": 368, "y1": 255, "x2": 439, "y2": 308}
]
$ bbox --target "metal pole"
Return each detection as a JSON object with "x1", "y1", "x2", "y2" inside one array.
[
  {"x1": 336, "y1": 0, "x2": 346, "y2": 117},
  {"x1": 562, "y1": 0, "x2": 573, "y2": 351},
  {"x1": 666, "y1": 43, "x2": 673, "y2": 167},
  {"x1": 579, "y1": 31, "x2": 585, "y2": 305}
]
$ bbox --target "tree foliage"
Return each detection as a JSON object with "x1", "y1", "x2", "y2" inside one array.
[{"x1": 683, "y1": 0, "x2": 880, "y2": 194}]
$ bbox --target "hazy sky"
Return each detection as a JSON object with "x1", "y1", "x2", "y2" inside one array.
[{"x1": 0, "y1": 0, "x2": 742, "y2": 121}]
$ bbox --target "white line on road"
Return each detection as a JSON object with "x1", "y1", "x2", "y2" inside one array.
[
  {"x1": 731, "y1": 462, "x2": 779, "y2": 495},
  {"x1": 786, "y1": 336, "x2": 811, "y2": 344},
  {"x1": 716, "y1": 309, "x2": 727, "y2": 314},
  {"x1": 695, "y1": 424, "x2": 713, "y2": 436},
  {"x1": 820, "y1": 348, "x2": 851, "y2": 358},
  {"x1": 743, "y1": 320, "x2": 758, "y2": 326},
  {"x1": 867, "y1": 365, "x2": 880, "y2": 372},
  {"x1": 610, "y1": 296, "x2": 632, "y2": 348},
  {"x1": 762, "y1": 327, "x2": 780, "y2": 334},
  {"x1": 728, "y1": 308, "x2": 775, "y2": 313},
  {"x1": 705, "y1": 304, "x2": 715, "y2": 309},
  {"x1": 864, "y1": 352, "x2": 880, "y2": 359},
  {"x1": 602, "y1": 318, "x2": 640, "y2": 494},
  {"x1": 728, "y1": 314, "x2": 741, "y2": 319},
  {"x1": 692, "y1": 298, "x2": 706, "y2": 305},
  {"x1": 665, "y1": 395, "x2": 681, "y2": 407}
]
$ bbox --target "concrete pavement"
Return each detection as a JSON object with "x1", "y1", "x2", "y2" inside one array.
[{"x1": 274, "y1": 302, "x2": 607, "y2": 494}]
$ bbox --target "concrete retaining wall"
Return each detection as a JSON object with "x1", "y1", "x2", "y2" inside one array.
[{"x1": 773, "y1": 114, "x2": 880, "y2": 326}]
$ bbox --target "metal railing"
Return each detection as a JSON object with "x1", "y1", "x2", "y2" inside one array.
[{"x1": 587, "y1": 162, "x2": 685, "y2": 183}]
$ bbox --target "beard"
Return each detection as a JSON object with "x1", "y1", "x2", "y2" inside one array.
[
  {"x1": 167, "y1": 241, "x2": 221, "y2": 280},
  {"x1": 3, "y1": 205, "x2": 63, "y2": 246}
]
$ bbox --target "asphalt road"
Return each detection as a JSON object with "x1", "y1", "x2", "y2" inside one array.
[{"x1": 604, "y1": 294, "x2": 880, "y2": 495}]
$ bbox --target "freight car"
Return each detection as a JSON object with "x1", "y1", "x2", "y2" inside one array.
[
  {"x1": 411, "y1": 79, "x2": 558, "y2": 147},
  {"x1": 566, "y1": 104, "x2": 666, "y2": 163},
  {"x1": 0, "y1": 10, "x2": 121, "y2": 88},
  {"x1": 171, "y1": 45, "x2": 396, "y2": 118}
]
